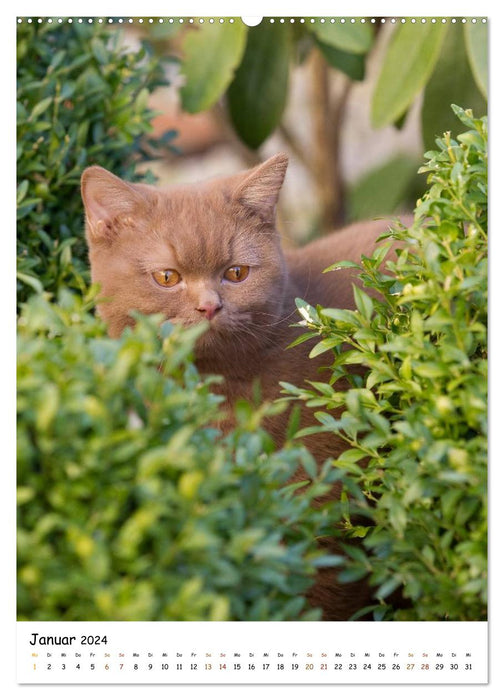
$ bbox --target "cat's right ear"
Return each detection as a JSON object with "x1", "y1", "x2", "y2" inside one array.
[
  {"x1": 232, "y1": 153, "x2": 288, "y2": 223},
  {"x1": 81, "y1": 166, "x2": 146, "y2": 243}
]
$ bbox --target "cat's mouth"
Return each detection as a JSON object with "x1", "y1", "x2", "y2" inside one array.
[{"x1": 168, "y1": 314, "x2": 221, "y2": 329}]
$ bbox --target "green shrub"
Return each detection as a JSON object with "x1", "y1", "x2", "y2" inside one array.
[
  {"x1": 17, "y1": 291, "x2": 341, "y2": 621},
  {"x1": 283, "y1": 106, "x2": 487, "y2": 621},
  {"x1": 16, "y1": 21, "x2": 174, "y2": 303}
]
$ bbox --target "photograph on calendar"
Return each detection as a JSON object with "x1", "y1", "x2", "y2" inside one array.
[{"x1": 17, "y1": 16, "x2": 487, "y2": 629}]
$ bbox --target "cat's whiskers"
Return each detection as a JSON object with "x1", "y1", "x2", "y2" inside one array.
[
  {"x1": 252, "y1": 306, "x2": 300, "y2": 328},
  {"x1": 231, "y1": 319, "x2": 280, "y2": 351}
]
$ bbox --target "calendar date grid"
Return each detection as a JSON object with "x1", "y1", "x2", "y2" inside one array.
[{"x1": 28, "y1": 647, "x2": 478, "y2": 679}]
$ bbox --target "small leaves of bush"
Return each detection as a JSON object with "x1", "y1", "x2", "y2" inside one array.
[
  {"x1": 17, "y1": 291, "x2": 341, "y2": 621},
  {"x1": 17, "y1": 21, "x2": 174, "y2": 303},
  {"x1": 283, "y1": 106, "x2": 487, "y2": 621}
]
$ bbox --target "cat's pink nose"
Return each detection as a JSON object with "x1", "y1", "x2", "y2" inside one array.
[{"x1": 197, "y1": 302, "x2": 222, "y2": 321}]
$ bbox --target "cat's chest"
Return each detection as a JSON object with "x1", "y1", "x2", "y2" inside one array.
[
  {"x1": 216, "y1": 336, "x2": 326, "y2": 403},
  {"x1": 215, "y1": 342, "x2": 343, "y2": 463}
]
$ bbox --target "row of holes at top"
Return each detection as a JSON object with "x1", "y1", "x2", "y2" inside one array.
[{"x1": 17, "y1": 17, "x2": 487, "y2": 25}]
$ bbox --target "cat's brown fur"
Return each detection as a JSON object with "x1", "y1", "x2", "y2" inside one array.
[{"x1": 81, "y1": 153, "x2": 399, "y2": 620}]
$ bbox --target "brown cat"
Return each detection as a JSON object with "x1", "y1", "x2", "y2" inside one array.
[{"x1": 81, "y1": 153, "x2": 398, "y2": 620}]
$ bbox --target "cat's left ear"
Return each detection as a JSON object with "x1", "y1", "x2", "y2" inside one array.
[
  {"x1": 81, "y1": 166, "x2": 149, "y2": 243},
  {"x1": 232, "y1": 153, "x2": 288, "y2": 222}
]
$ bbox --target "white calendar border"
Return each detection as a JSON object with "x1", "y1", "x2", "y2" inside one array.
[{"x1": 6, "y1": 0, "x2": 502, "y2": 697}]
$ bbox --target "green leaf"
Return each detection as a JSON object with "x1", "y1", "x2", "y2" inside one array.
[
  {"x1": 286, "y1": 331, "x2": 319, "y2": 349},
  {"x1": 295, "y1": 298, "x2": 320, "y2": 324},
  {"x1": 48, "y1": 49, "x2": 66, "y2": 72},
  {"x1": 35, "y1": 383, "x2": 59, "y2": 432},
  {"x1": 348, "y1": 155, "x2": 422, "y2": 221},
  {"x1": 367, "y1": 411, "x2": 390, "y2": 437},
  {"x1": 388, "y1": 498, "x2": 407, "y2": 536},
  {"x1": 371, "y1": 22, "x2": 448, "y2": 129},
  {"x1": 308, "y1": 381, "x2": 336, "y2": 397},
  {"x1": 29, "y1": 96, "x2": 53, "y2": 122},
  {"x1": 16, "y1": 271, "x2": 44, "y2": 294},
  {"x1": 421, "y1": 24, "x2": 487, "y2": 150},
  {"x1": 324, "y1": 260, "x2": 362, "y2": 273},
  {"x1": 135, "y1": 87, "x2": 150, "y2": 113},
  {"x1": 320, "y1": 307, "x2": 357, "y2": 325},
  {"x1": 315, "y1": 40, "x2": 365, "y2": 81},
  {"x1": 308, "y1": 337, "x2": 341, "y2": 359},
  {"x1": 295, "y1": 425, "x2": 326, "y2": 438},
  {"x1": 341, "y1": 543, "x2": 370, "y2": 565},
  {"x1": 353, "y1": 285, "x2": 374, "y2": 321},
  {"x1": 338, "y1": 565, "x2": 368, "y2": 583},
  {"x1": 310, "y1": 554, "x2": 346, "y2": 567},
  {"x1": 90, "y1": 37, "x2": 109, "y2": 65},
  {"x1": 464, "y1": 21, "x2": 488, "y2": 98},
  {"x1": 180, "y1": 20, "x2": 247, "y2": 113},
  {"x1": 227, "y1": 22, "x2": 291, "y2": 149},
  {"x1": 305, "y1": 18, "x2": 373, "y2": 54},
  {"x1": 376, "y1": 577, "x2": 402, "y2": 600},
  {"x1": 338, "y1": 447, "x2": 367, "y2": 464},
  {"x1": 17, "y1": 180, "x2": 29, "y2": 205}
]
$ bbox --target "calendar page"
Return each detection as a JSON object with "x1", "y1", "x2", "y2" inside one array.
[{"x1": 15, "y1": 6, "x2": 490, "y2": 691}]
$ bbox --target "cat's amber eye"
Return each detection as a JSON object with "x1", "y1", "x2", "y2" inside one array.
[
  {"x1": 223, "y1": 265, "x2": 250, "y2": 283},
  {"x1": 152, "y1": 269, "x2": 181, "y2": 288}
]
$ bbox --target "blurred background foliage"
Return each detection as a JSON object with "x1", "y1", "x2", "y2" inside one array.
[
  {"x1": 16, "y1": 21, "x2": 176, "y2": 304},
  {"x1": 17, "y1": 17, "x2": 487, "y2": 303},
  {"x1": 145, "y1": 16, "x2": 487, "y2": 234}
]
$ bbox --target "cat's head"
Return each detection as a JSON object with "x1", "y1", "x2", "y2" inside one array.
[{"x1": 81, "y1": 153, "x2": 289, "y2": 362}]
